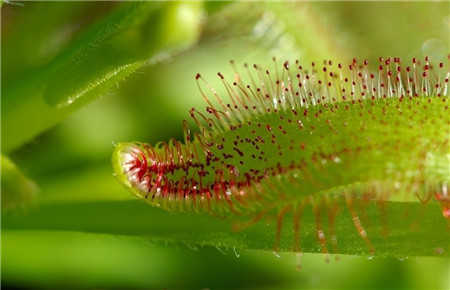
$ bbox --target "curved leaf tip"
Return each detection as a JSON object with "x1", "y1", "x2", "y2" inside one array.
[{"x1": 113, "y1": 56, "x2": 449, "y2": 256}]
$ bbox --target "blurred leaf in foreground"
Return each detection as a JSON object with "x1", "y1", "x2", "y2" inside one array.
[
  {"x1": 1, "y1": 154, "x2": 38, "y2": 211},
  {"x1": 1, "y1": 1, "x2": 202, "y2": 153}
]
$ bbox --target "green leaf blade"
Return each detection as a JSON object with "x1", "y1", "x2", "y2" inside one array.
[
  {"x1": 1, "y1": 1, "x2": 203, "y2": 153},
  {"x1": 2, "y1": 200, "x2": 448, "y2": 257}
]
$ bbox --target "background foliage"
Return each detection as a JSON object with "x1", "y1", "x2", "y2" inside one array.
[{"x1": 2, "y1": 1, "x2": 449, "y2": 289}]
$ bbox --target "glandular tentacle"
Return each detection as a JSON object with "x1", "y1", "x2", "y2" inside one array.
[{"x1": 112, "y1": 56, "x2": 449, "y2": 254}]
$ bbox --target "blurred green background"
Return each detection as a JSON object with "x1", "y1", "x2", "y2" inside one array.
[{"x1": 1, "y1": 1, "x2": 449, "y2": 289}]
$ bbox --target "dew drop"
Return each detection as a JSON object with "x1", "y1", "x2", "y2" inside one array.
[
  {"x1": 233, "y1": 246, "x2": 240, "y2": 258},
  {"x1": 272, "y1": 251, "x2": 281, "y2": 258},
  {"x1": 215, "y1": 246, "x2": 226, "y2": 255}
]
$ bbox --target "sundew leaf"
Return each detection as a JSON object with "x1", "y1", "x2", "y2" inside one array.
[
  {"x1": 112, "y1": 57, "x2": 450, "y2": 257},
  {"x1": 1, "y1": 1, "x2": 202, "y2": 153}
]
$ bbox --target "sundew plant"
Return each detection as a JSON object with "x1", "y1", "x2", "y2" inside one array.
[{"x1": 2, "y1": 2, "x2": 449, "y2": 289}]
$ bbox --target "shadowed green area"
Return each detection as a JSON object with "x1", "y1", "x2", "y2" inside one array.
[{"x1": 3, "y1": 230, "x2": 448, "y2": 289}]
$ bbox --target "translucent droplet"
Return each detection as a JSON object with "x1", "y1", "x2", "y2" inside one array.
[
  {"x1": 233, "y1": 247, "x2": 240, "y2": 258},
  {"x1": 215, "y1": 246, "x2": 226, "y2": 255}
]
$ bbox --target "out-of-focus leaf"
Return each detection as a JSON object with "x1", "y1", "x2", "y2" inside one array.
[
  {"x1": 312, "y1": 2, "x2": 449, "y2": 63},
  {"x1": 1, "y1": 154, "x2": 38, "y2": 211},
  {"x1": 1, "y1": 230, "x2": 295, "y2": 289},
  {"x1": 1, "y1": 1, "x2": 202, "y2": 153},
  {"x1": 2, "y1": 230, "x2": 449, "y2": 289},
  {"x1": 2, "y1": 200, "x2": 448, "y2": 257}
]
